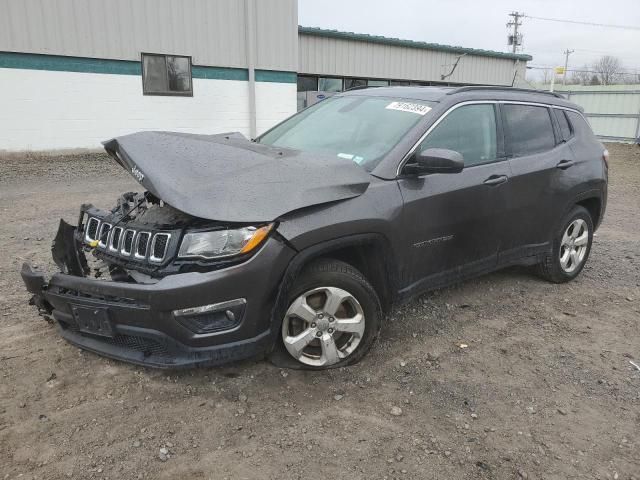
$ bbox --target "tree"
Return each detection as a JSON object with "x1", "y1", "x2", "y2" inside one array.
[
  {"x1": 570, "y1": 66, "x2": 591, "y2": 85},
  {"x1": 540, "y1": 68, "x2": 550, "y2": 85},
  {"x1": 592, "y1": 56, "x2": 622, "y2": 85}
]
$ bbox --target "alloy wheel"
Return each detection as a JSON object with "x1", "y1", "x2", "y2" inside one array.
[
  {"x1": 559, "y1": 218, "x2": 589, "y2": 273},
  {"x1": 281, "y1": 286, "x2": 365, "y2": 367}
]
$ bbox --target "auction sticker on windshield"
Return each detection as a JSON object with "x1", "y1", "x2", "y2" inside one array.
[{"x1": 385, "y1": 101, "x2": 432, "y2": 115}]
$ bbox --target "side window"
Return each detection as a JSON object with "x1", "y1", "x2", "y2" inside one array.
[
  {"x1": 418, "y1": 104, "x2": 497, "y2": 166},
  {"x1": 503, "y1": 104, "x2": 555, "y2": 156},
  {"x1": 554, "y1": 109, "x2": 573, "y2": 142}
]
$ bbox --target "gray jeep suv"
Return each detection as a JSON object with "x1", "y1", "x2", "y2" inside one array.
[{"x1": 21, "y1": 86, "x2": 608, "y2": 370}]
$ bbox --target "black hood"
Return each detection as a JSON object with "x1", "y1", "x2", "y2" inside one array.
[{"x1": 103, "y1": 131, "x2": 371, "y2": 223}]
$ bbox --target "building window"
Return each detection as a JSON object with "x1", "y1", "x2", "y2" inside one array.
[
  {"x1": 390, "y1": 80, "x2": 410, "y2": 87},
  {"x1": 142, "y1": 53, "x2": 193, "y2": 96},
  {"x1": 344, "y1": 78, "x2": 367, "y2": 90},
  {"x1": 367, "y1": 79, "x2": 389, "y2": 87},
  {"x1": 297, "y1": 75, "x2": 318, "y2": 92},
  {"x1": 318, "y1": 77, "x2": 343, "y2": 92}
]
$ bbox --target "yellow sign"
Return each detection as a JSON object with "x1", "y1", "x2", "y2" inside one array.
[{"x1": 555, "y1": 67, "x2": 565, "y2": 74}]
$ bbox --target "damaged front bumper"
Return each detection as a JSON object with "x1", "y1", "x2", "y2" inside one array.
[{"x1": 21, "y1": 229, "x2": 295, "y2": 368}]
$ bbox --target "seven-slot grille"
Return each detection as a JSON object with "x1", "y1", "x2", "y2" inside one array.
[
  {"x1": 85, "y1": 217, "x2": 100, "y2": 242},
  {"x1": 121, "y1": 229, "x2": 135, "y2": 256},
  {"x1": 134, "y1": 232, "x2": 151, "y2": 259},
  {"x1": 98, "y1": 223, "x2": 112, "y2": 248},
  {"x1": 84, "y1": 217, "x2": 171, "y2": 263},
  {"x1": 150, "y1": 233, "x2": 171, "y2": 263},
  {"x1": 109, "y1": 227, "x2": 123, "y2": 252}
]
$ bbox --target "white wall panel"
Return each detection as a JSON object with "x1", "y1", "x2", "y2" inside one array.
[
  {"x1": 0, "y1": 68, "x2": 296, "y2": 151},
  {"x1": 255, "y1": 82, "x2": 297, "y2": 135},
  {"x1": 586, "y1": 116, "x2": 638, "y2": 139},
  {"x1": 555, "y1": 88, "x2": 640, "y2": 141}
]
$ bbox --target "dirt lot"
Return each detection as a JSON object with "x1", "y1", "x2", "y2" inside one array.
[{"x1": 1, "y1": 144, "x2": 639, "y2": 480}]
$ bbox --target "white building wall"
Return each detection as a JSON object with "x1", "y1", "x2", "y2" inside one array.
[
  {"x1": 255, "y1": 82, "x2": 297, "y2": 135},
  {"x1": 0, "y1": 68, "x2": 296, "y2": 151}
]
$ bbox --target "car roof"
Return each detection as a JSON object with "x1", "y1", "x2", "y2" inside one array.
[
  {"x1": 340, "y1": 85, "x2": 583, "y2": 111},
  {"x1": 340, "y1": 86, "x2": 455, "y2": 102}
]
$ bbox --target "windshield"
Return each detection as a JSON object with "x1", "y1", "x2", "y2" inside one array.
[{"x1": 258, "y1": 95, "x2": 435, "y2": 171}]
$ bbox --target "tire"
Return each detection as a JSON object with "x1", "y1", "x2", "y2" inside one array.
[
  {"x1": 278, "y1": 259, "x2": 382, "y2": 370},
  {"x1": 536, "y1": 205, "x2": 594, "y2": 283}
]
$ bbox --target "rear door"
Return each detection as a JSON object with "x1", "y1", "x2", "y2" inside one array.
[
  {"x1": 500, "y1": 103, "x2": 576, "y2": 260},
  {"x1": 397, "y1": 102, "x2": 512, "y2": 291}
]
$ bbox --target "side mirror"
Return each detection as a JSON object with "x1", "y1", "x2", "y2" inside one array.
[{"x1": 404, "y1": 148, "x2": 464, "y2": 175}]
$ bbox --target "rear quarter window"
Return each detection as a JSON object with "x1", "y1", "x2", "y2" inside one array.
[
  {"x1": 503, "y1": 104, "x2": 555, "y2": 157},
  {"x1": 554, "y1": 109, "x2": 573, "y2": 141},
  {"x1": 565, "y1": 111, "x2": 593, "y2": 136}
]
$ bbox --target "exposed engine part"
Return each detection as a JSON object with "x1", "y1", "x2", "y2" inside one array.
[
  {"x1": 112, "y1": 191, "x2": 149, "y2": 223},
  {"x1": 133, "y1": 201, "x2": 194, "y2": 227}
]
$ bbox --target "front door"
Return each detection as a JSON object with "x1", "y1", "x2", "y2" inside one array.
[{"x1": 396, "y1": 103, "x2": 511, "y2": 294}]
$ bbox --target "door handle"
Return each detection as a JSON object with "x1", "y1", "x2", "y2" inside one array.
[
  {"x1": 556, "y1": 159, "x2": 575, "y2": 170},
  {"x1": 483, "y1": 175, "x2": 508, "y2": 186}
]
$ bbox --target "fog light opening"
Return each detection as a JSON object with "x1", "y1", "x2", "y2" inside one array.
[{"x1": 173, "y1": 299, "x2": 246, "y2": 334}]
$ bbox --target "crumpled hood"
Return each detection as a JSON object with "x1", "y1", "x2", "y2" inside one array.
[{"x1": 103, "y1": 131, "x2": 371, "y2": 223}]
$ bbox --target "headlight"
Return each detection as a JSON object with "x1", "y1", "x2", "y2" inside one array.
[{"x1": 177, "y1": 224, "x2": 273, "y2": 260}]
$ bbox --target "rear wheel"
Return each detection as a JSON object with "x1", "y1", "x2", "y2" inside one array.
[
  {"x1": 537, "y1": 205, "x2": 593, "y2": 283},
  {"x1": 280, "y1": 259, "x2": 381, "y2": 369}
]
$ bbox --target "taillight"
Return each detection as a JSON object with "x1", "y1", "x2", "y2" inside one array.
[{"x1": 602, "y1": 149, "x2": 609, "y2": 168}]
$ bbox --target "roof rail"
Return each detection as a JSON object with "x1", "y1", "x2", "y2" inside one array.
[{"x1": 447, "y1": 86, "x2": 565, "y2": 98}]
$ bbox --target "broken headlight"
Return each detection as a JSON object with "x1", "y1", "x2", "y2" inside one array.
[{"x1": 177, "y1": 224, "x2": 273, "y2": 260}]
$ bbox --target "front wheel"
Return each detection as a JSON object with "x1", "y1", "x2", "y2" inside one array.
[
  {"x1": 537, "y1": 205, "x2": 594, "y2": 283},
  {"x1": 280, "y1": 259, "x2": 382, "y2": 369}
]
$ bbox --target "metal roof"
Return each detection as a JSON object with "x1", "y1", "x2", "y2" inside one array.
[{"x1": 298, "y1": 26, "x2": 532, "y2": 62}]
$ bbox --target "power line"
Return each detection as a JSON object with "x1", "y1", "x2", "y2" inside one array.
[
  {"x1": 531, "y1": 52, "x2": 640, "y2": 66},
  {"x1": 528, "y1": 65, "x2": 640, "y2": 75},
  {"x1": 529, "y1": 63, "x2": 640, "y2": 72},
  {"x1": 524, "y1": 15, "x2": 640, "y2": 31}
]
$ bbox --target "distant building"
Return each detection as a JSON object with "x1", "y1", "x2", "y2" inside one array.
[
  {"x1": 296, "y1": 27, "x2": 530, "y2": 111},
  {"x1": 0, "y1": 0, "x2": 531, "y2": 151}
]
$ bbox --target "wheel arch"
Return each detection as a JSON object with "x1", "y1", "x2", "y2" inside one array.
[
  {"x1": 270, "y1": 233, "x2": 397, "y2": 340},
  {"x1": 575, "y1": 196, "x2": 602, "y2": 230},
  {"x1": 558, "y1": 189, "x2": 603, "y2": 233}
]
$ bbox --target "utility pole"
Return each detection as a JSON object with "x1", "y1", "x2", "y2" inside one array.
[
  {"x1": 507, "y1": 12, "x2": 524, "y2": 53},
  {"x1": 562, "y1": 49, "x2": 574, "y2": 85}
]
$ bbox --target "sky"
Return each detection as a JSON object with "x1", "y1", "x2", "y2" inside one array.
[{"x1": 298, "y1": 0, "x2": 640, "y2": 82}]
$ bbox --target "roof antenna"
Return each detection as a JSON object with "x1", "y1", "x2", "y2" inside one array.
[{"x1": 441, "y1": 53, "x2": 467, "y2": 81}]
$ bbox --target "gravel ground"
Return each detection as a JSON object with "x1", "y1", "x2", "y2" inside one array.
[{"x1": 1, "y1": 144, "x2": 639, "y2": 480}]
